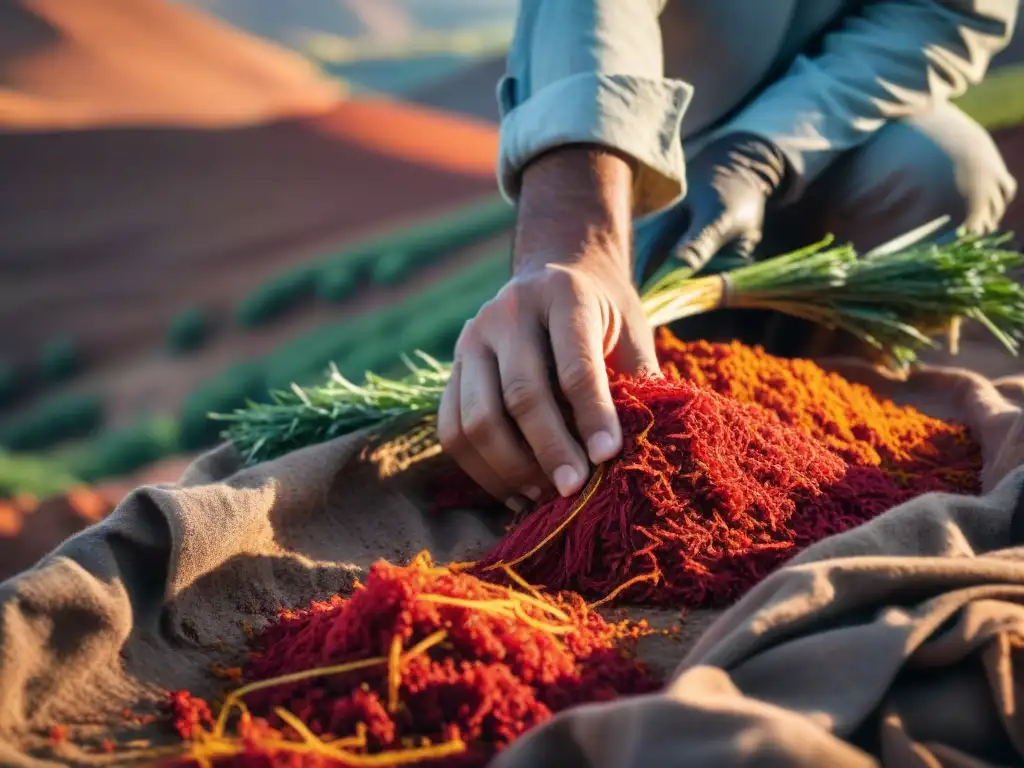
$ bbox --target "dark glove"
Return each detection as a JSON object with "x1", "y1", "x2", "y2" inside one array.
[
  {"x1": 678, "y1": 131, "x2": 788, "y2": 268},
  {"x1": 634, "y1": 132, "x2": 788, "y2": 286}
]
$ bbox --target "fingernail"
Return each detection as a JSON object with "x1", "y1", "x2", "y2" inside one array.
[
  {"x1": 521, "y1": 486, "x2": 542, "y2": 502},
  {"x1": 505, "y1": 497, "x2": 526, "y2": 514},
  {"x1": 586, "y1": 431, "x2": 619, "y2": 463},
  {"x1": 553, "y1": 465, "x2": 581, "y2": 497}
]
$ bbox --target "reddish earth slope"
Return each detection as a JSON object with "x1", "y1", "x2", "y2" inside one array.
[
  {"x1": 0, "y1": 101, "x2": 499, "y2": 369},
  {"x1": 0, "y1": 0, "x2": 501, "y2": 373},
  {"x1": 0, "y1": 0, "x2": 341, "y2": 129},
  {"x1": 0, "y1": 455, "x2": 192, "y2": 580}
]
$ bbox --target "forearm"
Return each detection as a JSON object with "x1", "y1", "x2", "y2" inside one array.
[
  {"x1": 720, "y1": 0, "x2": 1018, "y2": 200},
  {"x1": 498, "y1": 0, "x2": 693, "y2": 217},
  {"x1": 514, "y1": 147, "x2": 635, "y2": 275}
]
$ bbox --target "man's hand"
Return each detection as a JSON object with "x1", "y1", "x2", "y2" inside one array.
[
  {"x1": 674, "y1": 132, "x2": 788, "y2": 270},
  {"x1": 437, "y1": 148, "x2": 659, "y2": 509}
]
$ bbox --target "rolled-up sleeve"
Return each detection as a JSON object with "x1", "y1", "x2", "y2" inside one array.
[
  {"x1": 719, "y1": 0, "x2": 1018, "y2": 202},
  {"x1": 497, "y1": 0, "x2": 694, "y2": 217}
]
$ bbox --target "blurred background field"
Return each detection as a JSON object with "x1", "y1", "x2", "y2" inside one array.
[{"x1": 1, "y1": 0, "x2": 1023, "y2": 575}]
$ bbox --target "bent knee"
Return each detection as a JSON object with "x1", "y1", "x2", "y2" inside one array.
[{"x1": 822, "y1": 105, "x2": 1017, "y2": 248}]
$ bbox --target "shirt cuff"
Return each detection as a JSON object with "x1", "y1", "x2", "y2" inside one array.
[{"x1": 497, "y1": 72, "x2": 693, "y2": 218}]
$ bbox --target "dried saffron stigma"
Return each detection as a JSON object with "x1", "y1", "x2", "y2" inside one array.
[
  {"x1": 162, "y1": 554, "x2": 659, "y2": 767},
  {"x1": 655, "y1": 332, "x2": 981, "y2": 494},
  {"x1": 471, "y1": 334, "x2": 982, "y2": 607}
]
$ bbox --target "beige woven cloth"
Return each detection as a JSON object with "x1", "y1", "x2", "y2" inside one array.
[{"x1": 0, "y1": 361, "x2": 1022, "y2": 767}]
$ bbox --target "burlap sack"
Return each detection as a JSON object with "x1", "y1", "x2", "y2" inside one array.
[{"x1": 0, "y1": 362, "x2": 1022, "y2": 767}]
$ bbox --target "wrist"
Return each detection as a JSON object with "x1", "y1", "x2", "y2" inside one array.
[{"x1": 513, "y1": 145, "x2": 635, "y2": 277}]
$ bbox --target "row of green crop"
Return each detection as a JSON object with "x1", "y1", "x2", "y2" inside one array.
[
  {"x1": 179, "y1": 249, "x2": 511, "y2": 450},
  {"x1": 1, "y1": 307, "x2": 209, "y2": 407},
  {"x1": 0, "y1": 396, "x2": 173, "y2": 496},
  {"x1": 8, "y1": 198, "x2": 510, "y2": 394},
  {"x1": 0, "y1": 337, "x2": 83, "y2": 405},
  {"x1": 1, "y1": 306, "x2": 209, "y2": 408},
  {"x1": 0, "y1": 394, "x2": 103, "y2": 452},
  {"x1": 0, "y1": 306, "x2": 210, "y2": 409},
  {"x1": 139, "y1": 197, "x2": 512, "y2": 371},
  {"x1": 0, "y1": 451, "x2": 83, "y2": 500},
  {"x1": 235, "y1": 196, "x2": 515, "y2": 327},
  {"x1": 62, "y1": 418, "x2": 182, "y2": 483},
  {"x1": 0, "y1": 418, "x2": 180, "y2": 499},
  {"x1": 0, "y1": 248, "x2": 511, "y2": 497}
]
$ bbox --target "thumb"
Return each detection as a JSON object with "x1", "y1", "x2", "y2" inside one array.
[{"x1": 675, "y1": 214, "x2": 731, "y2": 273}]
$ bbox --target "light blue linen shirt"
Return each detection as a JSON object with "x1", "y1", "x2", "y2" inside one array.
[{"x1": 496, "y1": 0, "x2": 1018, "y2": 216}]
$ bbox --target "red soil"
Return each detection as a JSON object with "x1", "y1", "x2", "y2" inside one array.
[
  {"x1": 0, "y1": 0, "x2": 338, "y2": 130},
  {"x1": 0, "y1": 456, "x2": 193, "y2": 581},
  {"x1": 0, "y1": 105, "x2": 499, "y2": 371},
  {"x1": 0, "y1": 488, "x2": 115, "y2": 580},
  {"x1": 0, "y1": 0, "x2": 501, "y2": 380},
  {"x1": 309, "y1": 98, "x2": 499, "y2": 176}
]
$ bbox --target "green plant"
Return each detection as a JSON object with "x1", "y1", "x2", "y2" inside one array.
[
  {"x1": 40, "y1": 336, "x2": 81, "y2": 383},
  {"x1": 231, "y1": 196, "x2": 513, "y2": 330},
  {"x1": 954, "y1": 64, "x2": 1024, "y2": 131},
  {"x1": 216, "y1": 228, "x2": 1024, "y2": 464},
  {"x1": 0, "y1": 451, "x2": 81, "y2": 499},
  {"x1": 0, "y1": 361, "x2": 19, "y2": 405},
  {"x1": 236, "y1": 267, "x2": 317, "y2": 328},
  {"x1": 0, "y1": 394, "x2": 104, "y2": 452},
  {"x1": 370, "y1": 249, "x2": 412, "y2": 286},
  {"x1": 64, "y1": 419, "x2": 181, "y2": 482},
  {"x1": 167, "y1": 306, "x2": 211, "y2": 354},
  {"x1": 178, "y1": 362, "x2": 268, "y2": 451},
  {"x1": 316, "y1": 264, "x2": 360, "y2": 303}
]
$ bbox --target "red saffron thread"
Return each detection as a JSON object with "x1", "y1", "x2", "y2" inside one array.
[
  {"x1": 163, "y1": 555, "x2": 659, "y2": 767},
  {"x1": 459, "y1": 333, "x2": 981, "y2": 607}
]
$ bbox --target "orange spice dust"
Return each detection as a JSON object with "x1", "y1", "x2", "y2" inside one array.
[{"x1": 656, "y1": 331, "x2": 980, "y2": 494}]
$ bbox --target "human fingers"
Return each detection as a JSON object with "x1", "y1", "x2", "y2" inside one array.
[
  {"x1": 544, "y1": 273, "x2": 622, "y2": 465},
  {"x1": 458, "y1": 345, "x2": 548, "y2": 502},
  {"x1": 437, "y1": 349, "x2": 529, "y2": 511},
  {"x1": 492, "y1": 317, "x2": 590, "y2": 498}
]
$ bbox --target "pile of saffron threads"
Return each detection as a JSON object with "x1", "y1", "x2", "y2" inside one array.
[
  {"x1": 470, "y1": 353, "x2": 981, "y2": 607},
  {"x1": 655, "y1": 331, "x2": 981, "y2": 494},
  {"x1": 162, "y1": 553, "x2": 660, "y2": 767}
]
